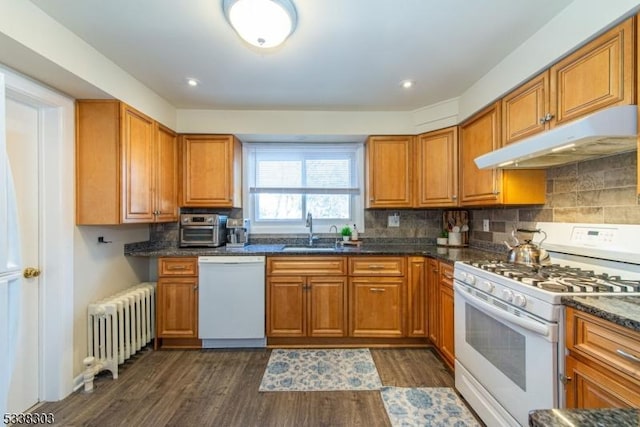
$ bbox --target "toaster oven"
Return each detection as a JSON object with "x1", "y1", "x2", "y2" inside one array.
[{"x1": 179, "y1": 214, "x2": 227, "y2": 247}]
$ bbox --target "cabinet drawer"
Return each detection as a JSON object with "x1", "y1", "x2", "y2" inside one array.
[
  {"x1": 567, "y1": 307, "x2": 640, "y2": 382},
  {"x1": 267, "y1": 257, "x2": 347, "y2": 275},
  {"x1": 159, "y1": 257, "x2": 198, "y2": 276},
  {"x1": 349, "y1": 257, "x2": 405, "y2": 276}
]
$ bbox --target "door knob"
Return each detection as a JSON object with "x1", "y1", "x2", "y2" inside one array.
[{"x1": 23, "y1": 267, "x2": 41, "y2": 279}]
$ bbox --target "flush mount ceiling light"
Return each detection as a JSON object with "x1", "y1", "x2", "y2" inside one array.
[
  {"x1": 223, "y1": 0, "x2": 297, "y2": 48},
  {"x1": 186, "y1": 78, "x2": 199, "y2": 87}
]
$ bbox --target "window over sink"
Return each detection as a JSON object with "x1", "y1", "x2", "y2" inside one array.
[{"x1": 243, "y1": 143, "x2": 364, "y2": 234}]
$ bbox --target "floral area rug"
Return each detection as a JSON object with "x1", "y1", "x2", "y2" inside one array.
[
  {"x1": 381, "y1": 387, "x2": 480, "y2": 427},
  {"x1": 258, "y1": 348, "x2": 383, "y2": 391}
]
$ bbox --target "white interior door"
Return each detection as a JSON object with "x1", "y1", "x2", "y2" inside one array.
[{"x1": 6, "y1": 96, "x2": 40, "y2": 412}]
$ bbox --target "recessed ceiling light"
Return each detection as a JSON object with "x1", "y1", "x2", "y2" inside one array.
[
  {"x1": 400, "y1": 79, "x2": 414, "y2": 89},
  {"x1": 187, "y1": 78, "x2": 199, "y2": 87}
]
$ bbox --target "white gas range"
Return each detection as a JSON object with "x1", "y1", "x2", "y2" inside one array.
[{"x1": 453, "y1": 222, "x2": 640, "y2": 427}]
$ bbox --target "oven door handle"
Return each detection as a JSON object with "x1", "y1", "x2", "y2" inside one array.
[{"x1": 454, "y1": 283, "x2": 551, "y2": 337}]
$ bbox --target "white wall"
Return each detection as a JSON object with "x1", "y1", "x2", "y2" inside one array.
[
  {"x1": 458, "y1": 0, "x2": 640, "y2": 121},
  {"x1": 0, "y1": 0, "x2": 176, "y2": 129},
  {"x1": 73, "y1": 225, "x2": 150, "y2": 376}
]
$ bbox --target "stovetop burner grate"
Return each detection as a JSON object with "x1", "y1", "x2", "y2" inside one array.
[{"x1": 466, "y1": 261, "x2": 640, "y2": 293}]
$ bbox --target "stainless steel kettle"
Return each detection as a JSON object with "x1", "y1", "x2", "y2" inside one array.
[{"x1": 504, "y1": 228, "x2": 551, "y2": 266}]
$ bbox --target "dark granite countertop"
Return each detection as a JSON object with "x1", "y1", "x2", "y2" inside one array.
[
  {"x1": 562, "y1": 295, "x2": 640, "y2": 332},
  {"x1": 124, "y1": 241, "x2": 504, "y2": 264},
  {"x1": 529, "y1": 408, "x2": 640, "y2": 426}
]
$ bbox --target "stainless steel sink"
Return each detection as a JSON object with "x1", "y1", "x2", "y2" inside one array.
[{"x1": 282, "y1": 246, "x2": 337, "y2": 252}]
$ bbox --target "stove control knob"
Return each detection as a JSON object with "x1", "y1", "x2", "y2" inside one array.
[
  {"x1": 483, "y1": 281, "x2": 494, "y2": 293},
  {"x1": 513, "y1": 294, "x2": 527, "y2": 307},
  {"x1": 465, "y1": 274, "x2": 476, "y2": 285},
  {"x1": 502, "y1": 289, "x2": 514, "y2": 302}
]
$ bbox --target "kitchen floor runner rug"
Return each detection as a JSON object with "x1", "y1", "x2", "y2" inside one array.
[
  {"x1": 259, "y1": 348, "x2": 382, "y2": 392},
  {"x1": 381, "y1": 387, "x2": 480, "y2": 427}
]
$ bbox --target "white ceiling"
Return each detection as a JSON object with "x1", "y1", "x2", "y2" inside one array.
[{"x1": 29, "y1": 0, "x2": 574, "y2": 112}]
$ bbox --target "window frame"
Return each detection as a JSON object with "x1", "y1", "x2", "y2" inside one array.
[{"x1": 242, "y1": 142, "x2": 365, "y2": 234}]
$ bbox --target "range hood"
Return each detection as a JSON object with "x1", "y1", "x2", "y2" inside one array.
[{"x1": 474, "y1": 105, "x2": 638, "y2": 169}]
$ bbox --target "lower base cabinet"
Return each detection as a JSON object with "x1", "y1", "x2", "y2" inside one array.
[
  {"x1": 426, "y1": 258, "x2": 455, "y2": 369},
  {"x1": 349, "y1": 277, "x2": 404, "y2": 337},
  {"x1": 565, "y1": 307, "x2": 640, "y2": 408},
  {"x1": 156, "y1": 257, "x2": 201, "y2": 349}
]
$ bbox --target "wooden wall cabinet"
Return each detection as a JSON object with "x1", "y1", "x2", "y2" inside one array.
[
  {"x1": 365, "y1": 136, "x2": 414, "y2": 208},
  {"x1": 266, "y1": 257, "x2": 348, "y2": 338},
  {"x1": 414, "y1": 127, "x2": 459, "y2": 207},
  {"x1": 565, "y1": 307, "x2": 640, "y2": 408},
  {"x1": 180, "y1": 134, "x2": 242, "y2": 208},
  {"x1": 502, "y1": 71, "x2": 551, "y2": 145},
  {"x1": 156, "y1": 257, "x2": 200, "y2": 349},
  {"x1": 550, "y1": 18, "x2": 635, "y2": 128},
  {"x1": 76, "y1": 100, "x2": 178, "y2": 224},
  {"x1": 349, "y1": 257, "x2": 406, "y2": 337},
  {"x1": 460, "y1": 102, "x2": 546, "y2": 206},
  {"x1": 502, "y1": 18, "x2": 634, "y2": 146}
]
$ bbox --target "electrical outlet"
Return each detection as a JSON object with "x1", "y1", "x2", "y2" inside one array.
[
  {"x1": 388, "y1": 213, "x2": 400, "y2": 228},
  {"x1": 483, "y1": 219, "x2": 490, "y2": 232}
]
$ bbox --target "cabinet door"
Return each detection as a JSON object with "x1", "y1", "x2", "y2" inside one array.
[
  {"x1": 407, "y1": 257, "x2": 426, "y2": 337},
  {"x1": 156, "y1": 277, "x2": 198, "y2": 338},
  {"x1": 154, "y1": 124, "x2": 178, "y2": 222},
  {"x1": 565, "y1": 355, "x2": 640, "y2": 409},
  {"x1": 121, "y1": 104, "x2": 155, "y2": 222},
  {"x1": 267, "y1": 276, "x2": 306, "y2": 337},
  {"x1": 349, "y1": 277, "x2": 404, "y2": 337},
  {"x1": 427, "y1": 258, "x2": 440, "y2": 346},
  {"x1": 76, "y1": 100, "x2": 121, "y2": 225},
  {"x1": 415, "y1": 127, "x2": 458, "y2": 207},
  {"x1": 459, "y1": 102, "x2": 502, "y2": 205},
  {"x1": 551, "y1": 18, "x2": 634, "y2": 127},
  {"x1": 502, "y1": 71, "x2": 550, "y2": 145},
  {"x1": 438, "y1": 263, "x2": 455, "y2": 367},
  {"x1": 181, "y1": 135, "x2": 240, "y2": 207},
  {"x1": 366, "y1": 136, "x2": 413, "y2": 208},
  {"x1": 308, "y1": 276, "x2": 348, "y2": 337}
]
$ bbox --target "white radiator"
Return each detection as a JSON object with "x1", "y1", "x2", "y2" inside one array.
[{"x1": 86, "y1": 282, "x2": 156, "y2": 381}]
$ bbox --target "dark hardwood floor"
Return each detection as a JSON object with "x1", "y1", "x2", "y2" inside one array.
[{"x1": 28, "y1": 347, "x2": 474, "y2": 427}]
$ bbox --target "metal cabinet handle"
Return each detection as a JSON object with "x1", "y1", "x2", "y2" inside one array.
[
  {"x1": 368, "y1": 265, "x2": 385, "y2": 270},
  {"x1": 539, "y1": 113, "x2": 555, "y2": 124},
  {"x1": 369, "y1": 288, "x2": 386, "y2": 292},
  {"x1": 443, "y1": 273, "x2": 453, "y2": 279},
  {"x1": 168, "y1": 265, "x2": 187, "y2": 270},
  {"x1": 452, "y1": 195, "x2": 457, "y2": 200},
  {"x1": 616, "y1": 349, "x2": 640, "y2": 363},
  {"x1": 194, "y1": 285, "x2": 198, "y2": 291}
]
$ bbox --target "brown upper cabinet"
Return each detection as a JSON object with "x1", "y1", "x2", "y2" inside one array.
[
  {"x1": 76, "y1": 100, "x2": 178, "y2": 224},
  {"x1": 180, "y1": 134, "x2": 242, "y2": 208},
  {"x1": 503, "y1": 17, "x2": 635, "y2": 146},
  {"x1": 502, "y1": 71, "x2": 551, "y2": 145},
  {"x1": 414, "y1": 126, "x2": 459, "y2": 207},
  {"x1": 460, "y1": 102, "x2": 546, "y2": 206},
  {"x1": 365, "y1": 135, "x2": 414, "y2": 208}
]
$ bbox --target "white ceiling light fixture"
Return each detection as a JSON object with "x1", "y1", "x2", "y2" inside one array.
[
  {"x1": 223, "y1": 0, "x2": 297, "y2": 49},
  {"x1": 186, "y1": 78, "x2": 199, "y2": 87}
]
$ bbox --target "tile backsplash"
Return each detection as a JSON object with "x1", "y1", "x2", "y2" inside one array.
[
  {"x1": 469, "y1": 152, "x2": 639, "y2": 248},
  {"x1": 148, "y1": 152, "x2": 638, "y2": 250}
]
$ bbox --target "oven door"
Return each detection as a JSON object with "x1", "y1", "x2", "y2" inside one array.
[
  {"x1": 180, "y1": 226, "x2": 215, "y2": 247},
  {"x1": 454, "y1": 281, "x2": 558, "y2": 427}
]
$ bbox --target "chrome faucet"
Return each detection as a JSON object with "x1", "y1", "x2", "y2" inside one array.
[
  {"x1": 329, "y1": 225, "x2": 339, "y2": 248},
  {"x1": 306, "y1": 212, "x2": 317, "y2": 246}
]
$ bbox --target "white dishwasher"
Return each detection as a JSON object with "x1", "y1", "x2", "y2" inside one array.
[{"x1": 198, "y1": 256, "x2": 266, "y2": 348}]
